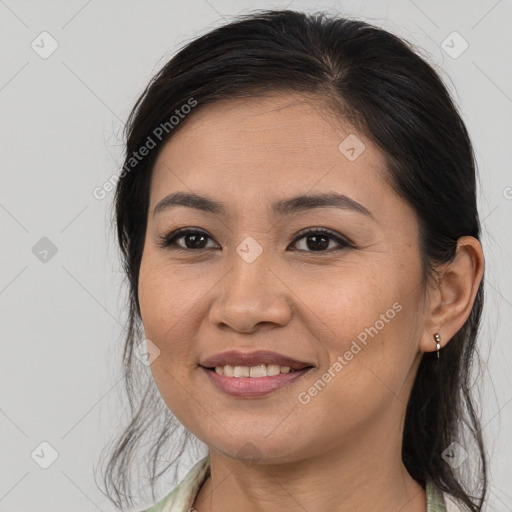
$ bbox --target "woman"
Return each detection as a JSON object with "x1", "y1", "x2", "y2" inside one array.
[{"x1": 101, "y1": 10, "x2": 487, "y2": 512}]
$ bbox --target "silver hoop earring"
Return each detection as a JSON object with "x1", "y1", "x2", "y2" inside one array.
[{"x1": 433, "y1": 333, "x2": 441, "y2": 360}]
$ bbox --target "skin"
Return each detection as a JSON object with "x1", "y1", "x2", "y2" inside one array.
[{"x1": 138, "y1": 92, "x2": 484, "y2": 512}]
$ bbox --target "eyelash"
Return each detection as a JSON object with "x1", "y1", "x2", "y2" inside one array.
[{"x1": 158, "y1": 227, "x2": 353, "y2": 253}]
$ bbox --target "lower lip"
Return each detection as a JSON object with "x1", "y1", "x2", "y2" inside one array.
[{"x1": 201, "y1": 367, "x2": 313, "y2": 398}]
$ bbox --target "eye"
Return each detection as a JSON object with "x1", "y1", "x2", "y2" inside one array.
[
  {"x1": 288, "y1": 228, "x2": 352, "y2": 252},
  {"x1": 159, "y1": 227, "x2": 352, "y2": 253},
  {"x1": 158, "y1": 228, "x2": 220, "y2": 250}
]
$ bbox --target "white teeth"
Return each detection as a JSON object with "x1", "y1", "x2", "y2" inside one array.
[
  {"x1": 250, "y1": 365, "x2": 266, "y2": 377},
  {"x1": 234, "y1": 366, "x2": 250, "y2": 377},
  {"x1": 214, "y1": 364, "x2": 296, "y2": 377},
  {"x1": 267, "y1": 364, "x2": 281, "y2": 376}
]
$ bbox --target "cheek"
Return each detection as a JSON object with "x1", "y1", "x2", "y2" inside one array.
[
  {"x1": 294, "y1": 258, "x2": 423, "y2": 392},
  {"x1": 137, "y1": 253, "x2": 215, "y2": 416},
  {"x1": 293, "y1": 297, "x2": 421, "y2": 444},
  {"x1": 289, "y1": 259, "x2": 411, "y2": 345},
  {"x1": 138, "y1": 251, "x2": 210, "y2": 342}
]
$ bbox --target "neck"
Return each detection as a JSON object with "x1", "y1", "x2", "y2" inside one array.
[{"x1": 193, "y1": 419, "x2": 426, "y2": 512}]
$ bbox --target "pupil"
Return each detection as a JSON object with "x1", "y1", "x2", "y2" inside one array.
[
  {"x1": 307, "y1": 234, "x2": 329, "y2": 251},
  {"x1": 186, "y1": 233, "x2": 207, "y2": 249}
]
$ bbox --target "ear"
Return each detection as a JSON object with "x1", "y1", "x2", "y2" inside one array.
[{"x1": 419, "y1": 236, "x2": 484, "y2": 354}]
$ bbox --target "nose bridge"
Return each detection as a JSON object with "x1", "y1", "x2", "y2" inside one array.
[
  {"x1": 208, "y1": 237, "x2": 292, "y2": 332},
  {"x1": 230, "y1": 237, "x2": 269, "y2": 296}
]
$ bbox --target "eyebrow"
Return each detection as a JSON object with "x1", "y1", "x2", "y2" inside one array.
[{"x1": 153, "y1": 191, "x2": 374, "y2": 220}]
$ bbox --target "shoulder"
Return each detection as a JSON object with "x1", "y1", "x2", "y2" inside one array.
[{"x1": 138, "y1": 455, "x2": 210, "y2": 512}]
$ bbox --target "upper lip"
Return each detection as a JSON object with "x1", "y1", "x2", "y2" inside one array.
[{"x1": 200, "y1": 350, "x2": 314, "y2": 370}]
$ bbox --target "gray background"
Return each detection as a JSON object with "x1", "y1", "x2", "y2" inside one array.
[{"x1": 1, "y1": 0, "x2": 511, "y2": 511}]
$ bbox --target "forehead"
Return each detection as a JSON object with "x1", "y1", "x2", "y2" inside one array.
[{"x1": 150, "y1": 93, "x2": 393, "y2": 213}]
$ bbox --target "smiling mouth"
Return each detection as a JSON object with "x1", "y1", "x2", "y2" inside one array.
[{"x1": 200, "y1": 365, "x2": 314, "y2": 398}]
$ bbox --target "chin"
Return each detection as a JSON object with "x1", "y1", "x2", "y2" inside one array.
[{"x1": 204, "y1": 431, "x2": 310, "y2": 466}]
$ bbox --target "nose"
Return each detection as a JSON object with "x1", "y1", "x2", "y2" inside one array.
[{"x1": 207, "y1": 248, "x2": 293, "y2": 334}]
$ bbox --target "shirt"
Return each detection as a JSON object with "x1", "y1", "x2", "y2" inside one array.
[{"x1": 140, "y1": 454, "x2": 464, "y2": 512}]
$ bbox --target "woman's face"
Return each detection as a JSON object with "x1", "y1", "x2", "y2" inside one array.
[{"x1": 138, "y1": 93, "x2": 430, "y2": 464}]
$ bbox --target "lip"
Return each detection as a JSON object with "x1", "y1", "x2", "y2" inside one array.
[
  {"x1": 201, "y1": 366, "x2": 314, "y2": 397},
  {"x1": 199, "y1": 350, "x2": 314, "y2": 370}
]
